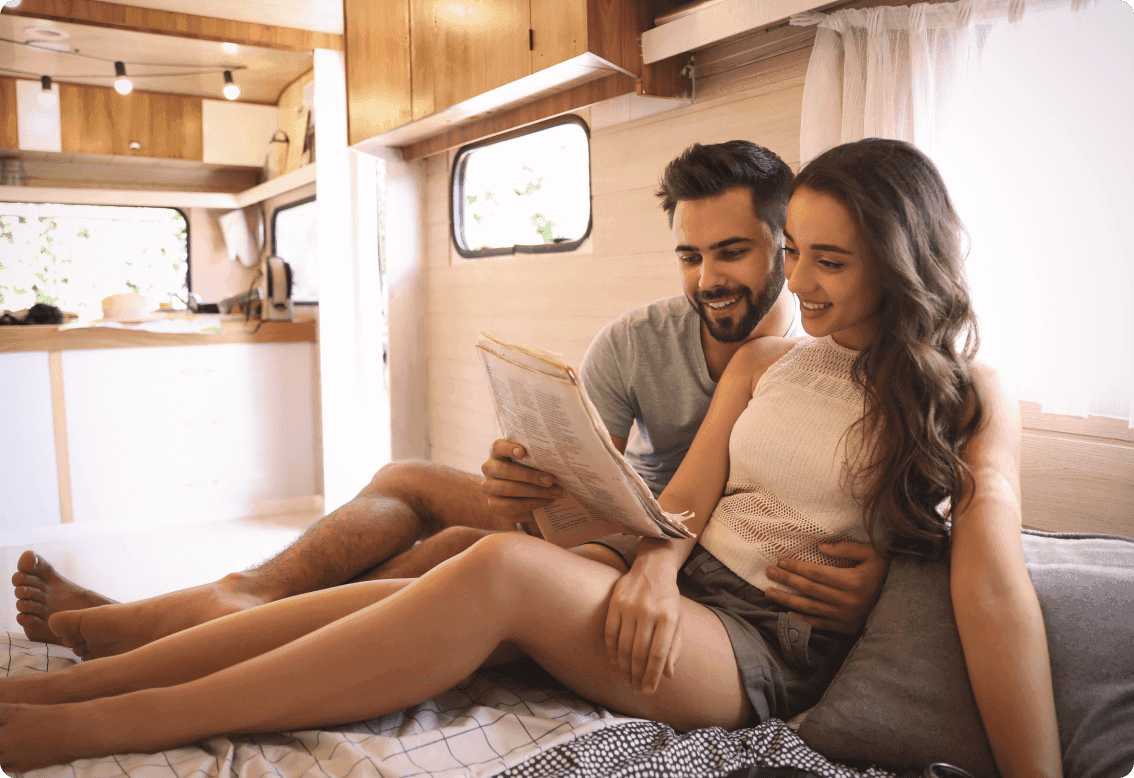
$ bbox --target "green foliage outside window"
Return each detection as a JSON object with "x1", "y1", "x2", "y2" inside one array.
[{"x1": 0, "y1": 203, "x2": 188, "y2": 319}]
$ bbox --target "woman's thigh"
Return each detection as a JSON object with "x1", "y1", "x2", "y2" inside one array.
[{"x1": 489, "y1": 536, "x2": 748, "y2": 731}]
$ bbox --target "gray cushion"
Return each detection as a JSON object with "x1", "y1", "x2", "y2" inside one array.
[{"x1": 797, "y1": 530, "x2": 1134, "y2": 778}]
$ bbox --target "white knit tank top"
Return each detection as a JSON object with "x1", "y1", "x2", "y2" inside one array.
[{"x1": 699, "y1": 336, "x2": 871, "y2": 593}]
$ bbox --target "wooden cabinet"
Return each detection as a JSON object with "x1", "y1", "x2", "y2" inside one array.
[
  {"x1": 345, "y1": 0, "x2": 651, "y2": 146},
  {"x1": 0, "y1": 78, "x2": 18, "y2": 149},
  {"x1": 410, "y1": 0, "x2": 532, "y2": 119},
  {"x1": 59, "y1": 83, "x2": 204, "y2": 161}
]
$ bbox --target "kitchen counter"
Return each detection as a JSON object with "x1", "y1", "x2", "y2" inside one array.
[{"x1": 0, "y1": 314, "x2": 316, "y2": 353}]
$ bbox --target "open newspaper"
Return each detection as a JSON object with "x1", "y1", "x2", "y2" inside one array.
[{"x1": 476, "y1": 333, "x2": 695, "y2": 548}]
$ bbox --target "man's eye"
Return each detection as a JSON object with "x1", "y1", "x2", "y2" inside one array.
[
  {"x1": 722, "y1": 249, "x2": 746, "y2": 259},
  {"x1": 678, "y1": 255, "x2": 700, "y2": 264}
]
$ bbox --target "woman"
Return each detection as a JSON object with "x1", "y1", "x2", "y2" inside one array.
[{"x1": 0, "y1": 139, "x2": 1061, "y2": 778}]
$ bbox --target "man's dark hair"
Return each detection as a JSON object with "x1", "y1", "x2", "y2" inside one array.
[{"x1": 656, "y1": 141, "x2": 794, "y2": 234}]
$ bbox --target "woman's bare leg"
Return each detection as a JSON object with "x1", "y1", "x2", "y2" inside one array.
[
  {"x1": 0, "y1": 534, "x2": 748, "y2": 772},
  {"x1": 0, "y1": 579, "x2": 413, "y2": 706}
]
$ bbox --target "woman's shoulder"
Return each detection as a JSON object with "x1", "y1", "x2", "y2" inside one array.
[{"x1": 728, "y1": 336, "x2": 806, "y2": 392}]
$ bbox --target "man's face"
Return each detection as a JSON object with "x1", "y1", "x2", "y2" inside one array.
[{"x1": 673, "y1": 187, "x2": 784, "y2": 344}]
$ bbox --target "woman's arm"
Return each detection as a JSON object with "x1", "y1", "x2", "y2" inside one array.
[
  {"x1": 604, "y1": 337, "x2": 796, "y2": 694},
  {"x1": 950, "y1": 364, "x2": 1062, "y2": 778}
]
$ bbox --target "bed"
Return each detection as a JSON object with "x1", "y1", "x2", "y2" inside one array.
[{"x1": 4, "y1": 529, "x2": 1132, "y2": 778}]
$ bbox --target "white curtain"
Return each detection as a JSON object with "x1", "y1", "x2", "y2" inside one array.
[{"x1": 793, "y1": 0, "x2": 1134, "y2": 425}]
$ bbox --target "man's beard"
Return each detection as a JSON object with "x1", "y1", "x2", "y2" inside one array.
[{"x1": 689, "y1": 257, "x2": 785, "y2": 344}]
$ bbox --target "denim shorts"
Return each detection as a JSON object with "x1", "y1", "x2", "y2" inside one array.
[{"x1": 585, "y1": 536, "x2": 856, "y2": 724}]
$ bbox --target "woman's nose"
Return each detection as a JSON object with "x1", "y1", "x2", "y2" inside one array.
[{"x1": 786, "y1": 256, "x2": 812, "y2": 294}]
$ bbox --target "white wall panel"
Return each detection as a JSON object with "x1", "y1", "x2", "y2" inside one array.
[
  {"x1": 0, "y1": 352, "x2": 62, "y2": 533},
  {"x1": 62, "y1": 343, "x2": 315, "y2": 526}
]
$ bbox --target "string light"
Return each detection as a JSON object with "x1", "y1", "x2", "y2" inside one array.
[
  {"x1": 113, "y1": 60, "x2": 133, "y2": 95},
  {"x1": 38, "y1": 74, "x2": 57, "y2": 107},
  {"x1": 223, "y1": 70, "x2": 240, "y2": 100}
]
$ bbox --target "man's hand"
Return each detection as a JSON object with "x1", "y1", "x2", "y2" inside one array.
[
  {"x1": 480, "y1": 440, "x2": 563, "y2": 524},
  {"x1": 604, "y1": 556, "x2": 683, "y2": 695},
  {"x1": 763, "y1": 541, "x2": 889, "y2": 633}
]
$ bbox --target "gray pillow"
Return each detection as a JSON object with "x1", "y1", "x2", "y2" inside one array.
[{"x1": 797, "y1": 530, "x2": 1134, "y2": 778}]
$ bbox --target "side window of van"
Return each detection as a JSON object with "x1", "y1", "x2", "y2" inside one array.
[
  {"x1": 0, "y1": 202, "x2": 188, "y2": 319},
  {"x1": 451, "y1": 116, "x2": 591, "y2": 258},
  {"x1": 272, "y1": 196, "x2": 318, "y2": 304}
]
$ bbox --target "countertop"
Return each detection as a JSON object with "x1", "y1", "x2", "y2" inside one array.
[{"x1": 0, "y1": 314, "x2": 317, "y2": 353}]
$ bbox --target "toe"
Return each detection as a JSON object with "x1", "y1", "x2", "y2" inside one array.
[
  {"x1": 16, "y1": 550, "x2": 42, "y2": 575},
  {"x1": 15, "y1": 598, "x2": 49, "y2": 618},
  {"x1": 14, "y1": 585, "x2": 47, "y2": 603}
]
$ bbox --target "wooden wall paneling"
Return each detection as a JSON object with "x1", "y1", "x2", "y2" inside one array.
[
  {"x1": 530, "y1": 0, "x2": 588, "y2": 72},
  {"x1": 344, "y1": 0, "x2": 412, "y2": 144},
  {"x1": 0, "y1": 78, "x2": 18, "y2": 149},
  {"x1": 1020, "y1": 401, "x2": 1134, "y2": 443},
  {"x1": 5, "y1": 0, "x2": 343, "y2": 52},
  {"x1": 401, "y1": 72, "x2": 635, "y2": 161},
  {"x1": 1020, "y1": 432, "x2": 1134, "y2": 537},
  {"x1": 60, "y1": 83, "x2": 111, "y2": 155}
]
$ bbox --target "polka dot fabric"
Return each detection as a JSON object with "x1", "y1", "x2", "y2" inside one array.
[{"x1": 497, "y1": 718, "x2": 897, "y2": 778}]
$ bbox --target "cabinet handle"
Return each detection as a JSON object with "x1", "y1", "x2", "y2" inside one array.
[{"x1": 529, "y1": 28, "x2": 534, "y2": 51}]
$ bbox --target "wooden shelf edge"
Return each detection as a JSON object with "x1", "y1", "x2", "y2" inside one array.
[
  {"x1": 642, "y1": 0, "x2": 826, "y2": 63},
  {"x1": 233, "y1": 164, "x2": 317, "y2": 208},
  {"x1": 0, "y1": 185, "x2": 238, "y2": 208}
]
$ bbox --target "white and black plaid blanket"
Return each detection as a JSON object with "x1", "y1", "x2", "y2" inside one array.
[{"x1": 2, "y1": 634, "x2": 892, "y2": 778}]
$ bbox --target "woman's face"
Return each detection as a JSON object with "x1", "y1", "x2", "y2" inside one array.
[{"x1": 783, "y1": 186, "x2": 883, "y2": 351}]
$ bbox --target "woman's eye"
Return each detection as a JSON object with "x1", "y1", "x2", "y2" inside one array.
[
  {"x1": 818, "y1": 259, "x2": 844, "y2": 269},
  {"x1": 782, "y1": 246, "x2": 798, "y2": 257}
]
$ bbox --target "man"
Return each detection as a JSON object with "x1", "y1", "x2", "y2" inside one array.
[{"x1": 13, "y1": 141, "x2": 888, "y2": 660}]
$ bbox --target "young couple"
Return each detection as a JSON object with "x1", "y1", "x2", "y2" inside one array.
[{"x1": 3, "y1": 138, "x2": 1060, "y2": 778}]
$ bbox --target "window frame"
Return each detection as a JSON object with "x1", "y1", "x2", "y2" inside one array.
[
  {"x1": 0, "y1": 200, "x2": 191, "y2": 306},
  {"x1": 449, "y1": 115, "x2": 593, "y2": 259},
  {"x1": 271, "y1": 194, "x2": 318, "y2": 305}
]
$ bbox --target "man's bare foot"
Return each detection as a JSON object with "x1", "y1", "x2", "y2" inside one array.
[
  {"x1": 12, "y1": 551, "x2": 116, "y2": 645},
  {"x1": 46, "y1": 574, "x2": 271, "y2": 659}
]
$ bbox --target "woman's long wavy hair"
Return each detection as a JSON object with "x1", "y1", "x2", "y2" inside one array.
[{"x1": 793, "y1": 139, "x2": 984, "y2": 558}]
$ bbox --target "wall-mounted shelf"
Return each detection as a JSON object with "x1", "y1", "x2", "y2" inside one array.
[
  {"x1": 642, "y1": 0, "x2": 827, "y2": 63},
  {"x1": 233, "y1": 163, "x2": 316, "y2": 208},
  {"x1": 0, "y1": 163, "x2": 316, "y2": 209}
]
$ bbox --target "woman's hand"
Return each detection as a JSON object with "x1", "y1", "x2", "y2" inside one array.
[{"x1": 603, "y1": 554, "x2": 683, "y2": 695}]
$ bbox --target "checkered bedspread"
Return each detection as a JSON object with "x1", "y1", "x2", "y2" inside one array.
[{"x1": 3, "y1": 634, "x2": 894, "y2": 778}]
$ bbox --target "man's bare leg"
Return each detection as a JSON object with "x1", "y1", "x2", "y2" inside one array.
[{"x1": 13, "y1": 461, "x2": 513, "y2": 657}]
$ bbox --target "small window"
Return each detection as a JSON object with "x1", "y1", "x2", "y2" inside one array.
[
  {"x1": 272, "y1": 196, "x2": 318, "y2": 304},
  {"x1": 0, "y1": 202, "x2": 187, "y2": 319},
  {"x1": 452, "y1": 116, "x2": 591, "y2": 257}
]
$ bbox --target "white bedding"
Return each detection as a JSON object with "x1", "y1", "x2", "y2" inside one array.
[{"x1": 1, "y1": 633, "x2": 638, "y2": 778}]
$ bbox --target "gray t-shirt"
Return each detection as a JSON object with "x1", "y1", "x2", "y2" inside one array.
[{"x1": 579, "y1": 295, "x2": 802, "y2": 497}]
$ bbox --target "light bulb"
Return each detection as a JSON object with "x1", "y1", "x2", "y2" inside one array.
[
  {"x1": 222, "y1": 42, "x2": 239, "y2": 54},
  {"x1": 114, "y1": 61, "x2": 132, "y2": 95},
  {"x1": 38, "y1": 75, "x2": 57, "y2": 107},
  {"x1": 4, "y1": 0, "x2": 23, "y2": 8},
  {"x1": 223, "y1": 70, "x2": 240, "y2": 100}
]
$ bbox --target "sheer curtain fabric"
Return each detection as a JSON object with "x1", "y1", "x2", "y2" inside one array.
[{"x1": 794, "y1": 0, "x2": 1134, "y2": 424}]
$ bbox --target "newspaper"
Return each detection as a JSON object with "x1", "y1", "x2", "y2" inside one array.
[{"x1": 476, "y1": 333, "x2": 694, "y2": 548}]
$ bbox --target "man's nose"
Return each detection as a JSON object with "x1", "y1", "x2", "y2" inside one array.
[{"x1": 699, "y1": 257, "x2": 728, "y2": 291}]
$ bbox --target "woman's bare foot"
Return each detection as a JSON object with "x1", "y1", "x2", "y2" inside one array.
[
  {"x1": 0, "y1": 700, "x2": 148, "y2": 771},
  {"x1": 12, "y1": 551, "x2": 116, "y2": 645},
  {"x1": 46, "y1": 575, "x2": 271, "y2": 659}
]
